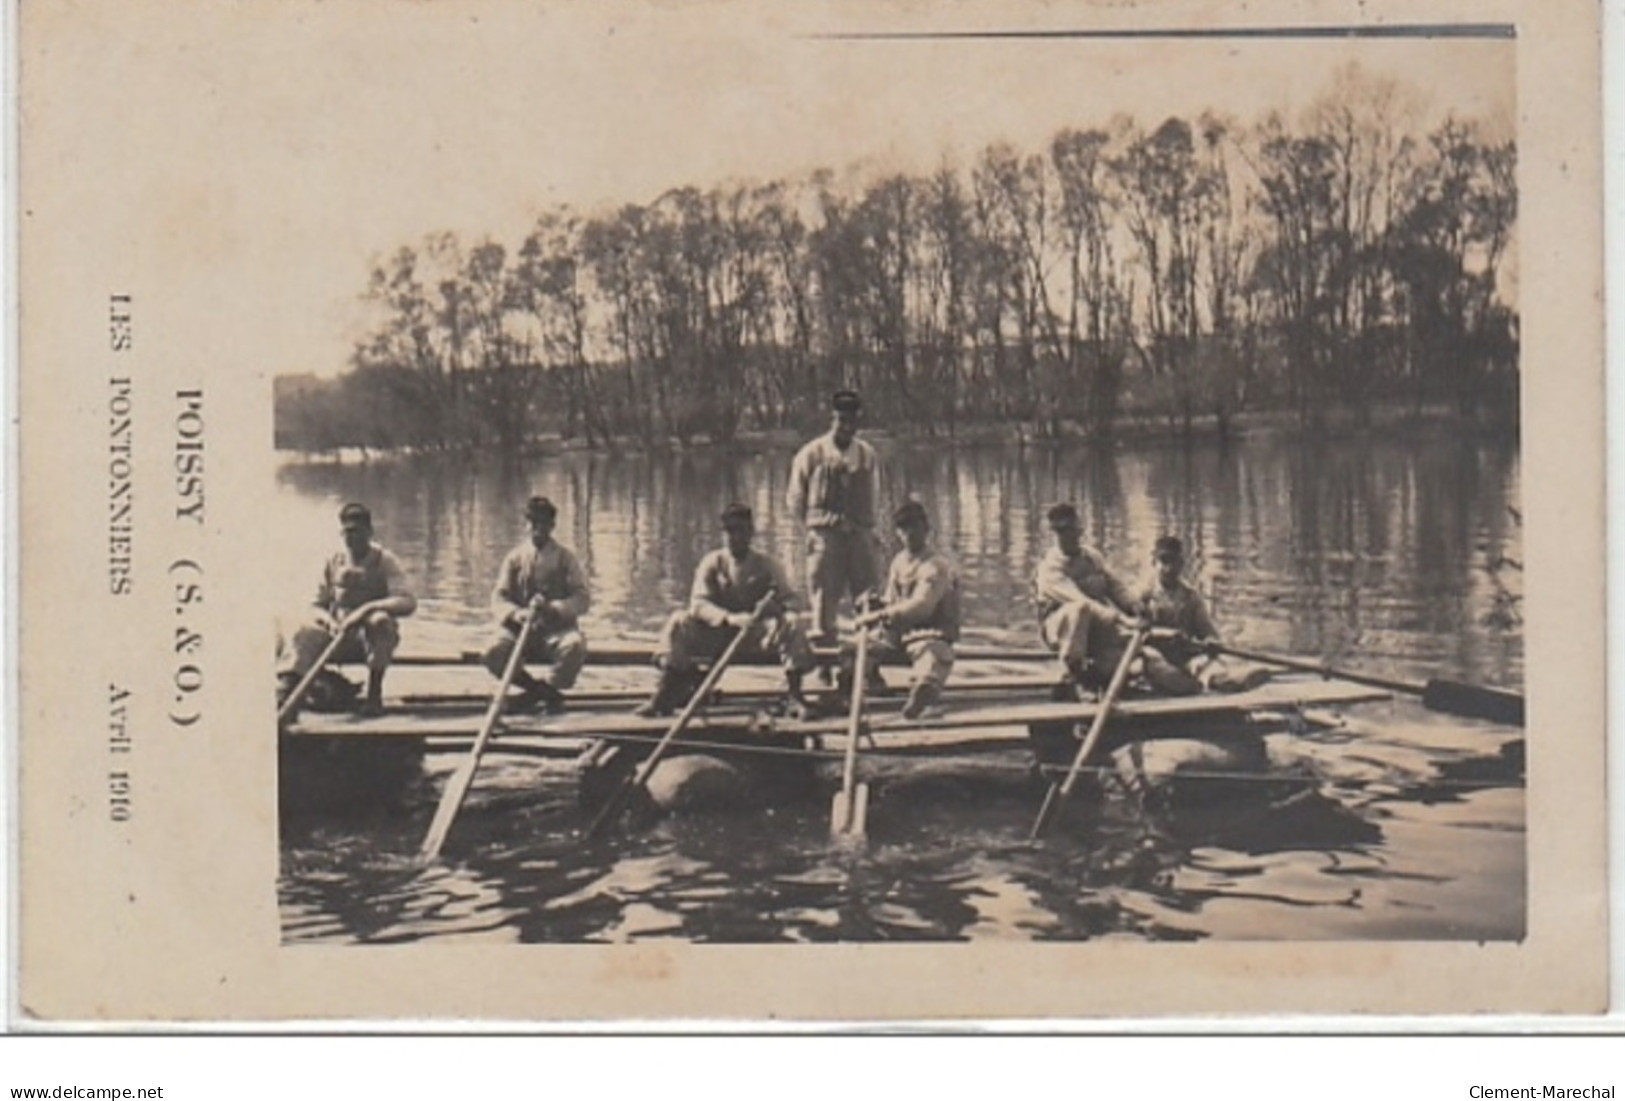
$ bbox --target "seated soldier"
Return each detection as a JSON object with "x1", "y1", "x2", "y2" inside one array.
[
  {"x1": 1032, "y1": 502, "x2": 1139, "y2": 694},
  {"x1": 635, "y1": 503, "x2": 815, "y2": 720},
  {"x1": 852, "y1": 500, "x2": 961, "y2": 720},
  {"x1": 1137, "y1": 535, "x2": 1270, "y2": 695},
  {"x1": 482, "y1": 495, "x2": 591, "y2": 714},
  {"x1": 277, "y1": 502, "x2": 418, "y2": 718}
]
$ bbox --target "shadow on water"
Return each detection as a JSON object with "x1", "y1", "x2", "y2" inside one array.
[{"x1": 278, "y1": 725, "x2": 1514, "y2": 944}]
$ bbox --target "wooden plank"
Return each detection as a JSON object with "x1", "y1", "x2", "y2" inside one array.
[
  {"x1": 376, "y1": 643, "x2": 1058, "y2": 669},
  {"x1": 368, "y1": 712, "x2": 1291, "y2": 761},
  {"x1": 419, "y1": 734, "x2": 596, "y2": 759},
  {"x1": 392, "y1": 675, "x2": 1066, "y2": 711},
  {"x1": 813, "y1": 678, "x2": 1387, "y2": 750},
  {"x1": 285, "y1": 676, "x2": 1388, "y2": 742}
]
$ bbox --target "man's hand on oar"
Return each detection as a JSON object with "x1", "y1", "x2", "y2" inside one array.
[{"x1": 514, "y1": 594, "x2": 564, "y2": 630}]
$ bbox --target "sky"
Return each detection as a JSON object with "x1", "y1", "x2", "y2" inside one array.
[{"x1": 27, "y1": 2, "x2": 1517, "y2": 379}]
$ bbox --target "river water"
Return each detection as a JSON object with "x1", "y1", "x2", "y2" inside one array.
[{"x1": 275, "y1": 430, "x2": 1524, "y2": 943}]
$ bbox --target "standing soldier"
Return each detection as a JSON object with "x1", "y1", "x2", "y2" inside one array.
[
  {"x1": 787, "y1": 389, "x2": 881, "y2": 645},
  {"x1": 634, "y1": 503, "x2": 816, "y2": 720},
  {"x1": 853, "y1": 501, "x2": 961, "y2": 720},
  {"x1": 277, "y1": 502, "x2": 417, "y2": 718},
  {"x1": 482, "y1": 495, "x2": 591, "y2": 713},
  {"x1": 1032, "y1": 503, "x2": 1140, "y2": 693}
]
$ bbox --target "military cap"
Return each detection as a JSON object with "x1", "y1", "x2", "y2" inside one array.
[
  {"x1": 892, "y1": 500, "x2": 930, "y2": 529},
  {"x1": 339, "y1": 502, "x2": 372, "y2": 526},
  {"x1": 1154, "y1": 535, "x2": 1185, "y2": 560},
  {"x1": 720, "y1": 503, "x2": 754, "y2": 528},
  {"x1": 831, "y1": 389, "x2": 862, "y2": 414},
  {"x1": 1046, "y1": 503, "x2": 1080, "y2": 528},
  {"x1": 525, "y1": 495, "x2": 558, "y2": 521}
]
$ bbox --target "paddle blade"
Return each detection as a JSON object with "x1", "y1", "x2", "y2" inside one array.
[
  {"x1": 1028, "y1": 782, "x2": 1062, "y2": 840},
  {"x1": 1421, "y1": 680, "x2": 1524, "y2": 726},
  {"x1": 829, "y1": 789, "x2": 850, "y2": 837},
  {"x1": 584, "y1": 779, "x2": 633, "y2": 839},
  {"x1": 419, "y1": 760, "x2": 478, "y2": 861},
  {"x1": 829, "y1": 783, "x2": 871, "y2": 842}
]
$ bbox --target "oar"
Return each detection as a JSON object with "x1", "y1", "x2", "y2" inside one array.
[
  {"x1": 276, "y1": 619, "x2": 355, "y2": 728},
  {"x1": 1029, "y1": 624, "x2": 1149, "y2": 840},
  {"x1": 1212, "y1": 644, "x2": 1524, "y2": 726},
  {"x1": 829, "y1": 624, "x2": 872, "y2": 840},
  {"x1": 585, "y1": 590, "x2": 776, "y2": 838},
  {"x1": 418, "y1": 610, "x2": 539, "y2": 861}
]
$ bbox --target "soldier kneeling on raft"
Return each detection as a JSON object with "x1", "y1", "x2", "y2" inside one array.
[
  {"x1": 1135, "y1": 535, "x2": 1271, "y2": 696},
  {"x1": 635, "y1": 503, "x2": 816, "y2": 721},
  {"x1": 847, "y1": 500, "x2": 962, "y2": 721}
]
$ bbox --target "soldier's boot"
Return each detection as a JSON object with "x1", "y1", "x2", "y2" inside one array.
[
  {"x1": 357, "y1": 668, "x2": 387, "y2": 717},
  {"x1": 781, "y1": 671, "x2": 812, "y2": 722},
  {"x1": 1066, "y1": 657, "x2": 1109, "y2": 698},
  {"x1": 533, "y1": 681, "x2": 568, "y2": 714},
  {"x1": 900, "y1": 680, "x2": 944, "y2": 721},
  {"x1": 634, "y1": 666, "x2": 689, "y2": 719}
]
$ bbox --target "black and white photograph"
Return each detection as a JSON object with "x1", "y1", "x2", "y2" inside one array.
[
  {"x1": 270, "y1": 20, "x2": 1527, "y2": 945},
  {"x1": 15, "y1": 0, "x2": 1605, "y2": 1020}
]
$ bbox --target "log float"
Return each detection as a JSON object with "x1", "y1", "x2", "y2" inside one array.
[{"x1": 279, "y1": 673, "x2": 1406, "y2": 829}]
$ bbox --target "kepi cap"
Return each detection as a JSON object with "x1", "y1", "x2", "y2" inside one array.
[
  {"x1": 1046, "y1": 503, "x2": 1080, "y2": 528},
  {"x1": 525, "y1": 495, "x2": 558, "y2": 521},
  {"x1": 892, "y1": 500, "x2": 929, "y2": 529},
  {"x1": 720, "y1": 503, "x2": 754, "y2": 528},
  {"x1": 831, "y1": 389, "x2": 862, "y2": 414}
]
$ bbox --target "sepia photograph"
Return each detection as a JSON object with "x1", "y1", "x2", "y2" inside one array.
[
  {"x1": 15, "y1": 0, "x2": 1604, "y2": 1020},
  {"x1": 270, "y1": 22, "x2": 1525, "y2": 946}
]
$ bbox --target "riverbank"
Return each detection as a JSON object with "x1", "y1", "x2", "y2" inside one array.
[{"x1": 276, "y1": 401, "x2": 1517, "y2": 466}]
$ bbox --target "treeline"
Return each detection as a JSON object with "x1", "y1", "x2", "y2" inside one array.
[{"x1": 276, "y1": 64, "x2": 1517, "y2": 455}]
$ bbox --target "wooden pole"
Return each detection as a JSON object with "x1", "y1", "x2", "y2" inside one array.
[
  {"x1": 277, "y1": 621, "x2": 354, "y2": 728},
  {"x1": 418, "y1": 612, "x2": 538, "y2": 861},
  {"x1": 1214, "y1": 644, "x2": 1524, "y2": 726},
  {"x1": 830, "y1": 625, "x2": 872, "y2": 839},
  {"x1": 584, "y1": 591, "x2": 776, "y2": 838}
]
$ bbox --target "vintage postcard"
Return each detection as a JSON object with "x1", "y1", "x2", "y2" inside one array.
[{"x1": 14, "y1": 0, "x2": 1606, "y2": 1022}]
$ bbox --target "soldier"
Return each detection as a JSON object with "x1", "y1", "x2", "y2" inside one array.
[
  {"x1": 1032, "y1": 502, "x2": 1140, "y2": 693},
  {"x1": 787, "y1": 388, "x2": 881, "y2": 645},
  {"x1": 482, "y1": 495, "x2": 591, "y2": 713},
  {"x1": 635, "y1": 503, "x2": 815, "y2": 720},
  {"x1": 277, "y1": 502, "x2": 417, "y2": 718},
  {"x1": 853, "y1": 501, "x2": 961, "y2": 720}
]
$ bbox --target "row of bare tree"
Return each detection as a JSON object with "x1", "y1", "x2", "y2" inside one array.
[{"x1": 276, "y1": 65, "x2": 1516, "y2": 455}]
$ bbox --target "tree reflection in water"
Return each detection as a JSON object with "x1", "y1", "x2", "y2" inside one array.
[{"x1": 277, "y1": 432, "x2": 1523, "y2": 943}]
